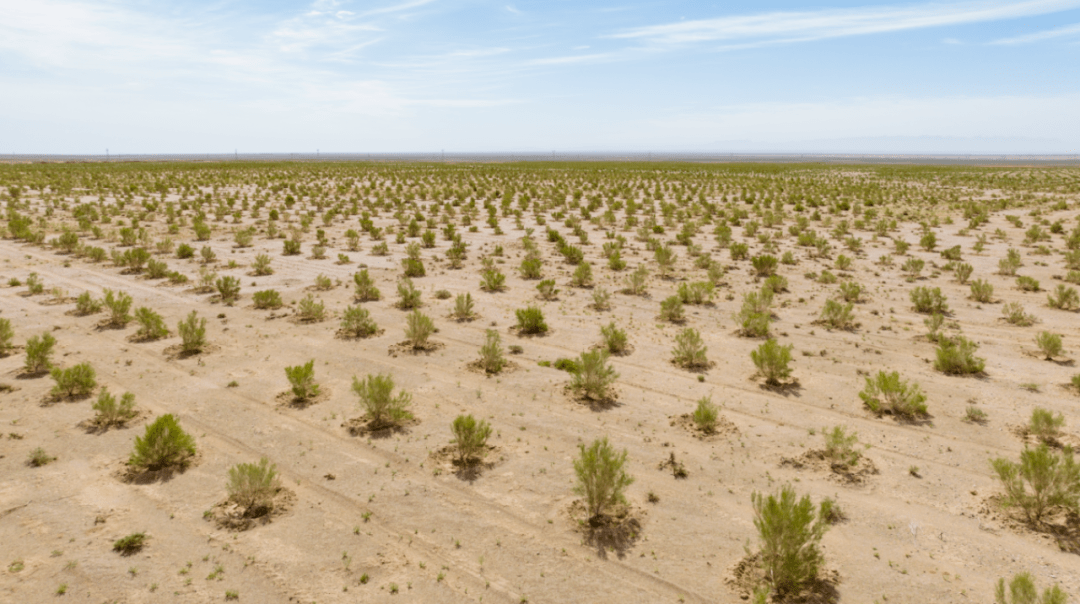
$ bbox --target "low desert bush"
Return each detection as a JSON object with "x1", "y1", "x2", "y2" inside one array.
[
  {"x1": 252, "y1": 289, "x2": 283, "y2": 309},
  {"x1": 691, "y1": 396, "x2": 719, "y2": 433},
  {"x1": 103, "y1": 289, "x2": 133, "y2": 326},
  {"x1": 50, "y1": 362, "x2": 96, "y2": 398},
  {"x1": 252, "y1": 253, "x2": 273, "y2": 275},
  {"x1": 994, "y1": 572, "x2": 1067, "y2": 604},
  {"x1": 823, "y1": 425, "x2": 860, "y2": 466},
  {"x1": 751, "y1": 485, "x2": 830, "y2": 597},
  {"x1": 600, "y1": 322, "x2": 629, "y2": 354},
  {"x1": 571, "y1": 262, "x2": 594, "y2": 287},
  {"x1": 536, "y1": 279, "x2": 559, "y2": 300},
  {"x1": 452, "y1": 293, "x2": 476, "y2": 320},
  {"x1": 75, "y1": 292, "x2": 102, "y2": 315},
  {"x1": 735, "y1": 289, "x2": 773, "y2": 337},
  {"x1": 213, "y1": 276, "x2": 241, "y2": 304},
  {"x1": 659, "y1": 295, "x2": 685, "y2": 322},
  {"x1": 177, "y1": 311, "x2": 207, "y2": 353},
  {"x1": 970, "y1": 279, "x2": 994, "y2": 302},
  {"x1": 340, "y1": 306, "x2": 378, "y2": 338},
  {"x1": 623, "y1": 264, "x2": 649, "y2": 295},
  {"x1": 1017, "y1": 275, "x2": 1041, "y2": 292},
  {"x1": 451, "y1": 414, "x2": 492, "y2": 465},
  {"x1": 1035, "y1": 332, "x2": 1063, "y2": 360},
  {"x1": 404, "y1": 310, "x2": 435, "y2": 349},
  {"x1": 677, "y1": 281, "x2": 714, "y2": 305},
  {"x1": 480, "y1": 268, "x2": 506, "y2": 292},
  {"x1": 1048, "y1": 284, "x2": 1079, "y2": 310},
  {"x1": 477, "y1": 329, "x2": 505, "y2": 373},
  {"x1": 134, "y1": 307, "x2": 169, "y2": 340},
  {"x1": 296, "y1": 294, "x2": 326, "y2": 321},
  {"x1": 910, "y1": 286, "x2": 948, "y2": 314},
  {"x1": 519, "y1": 254, "x2": 543, "y2": 279},
  {"x1": 818, "y1": 299, "x2": 855, "y2": 329},
  {"x1": 92, "y1": 388, "x2": 137, "y2": 426},
  {"x1": 991, "y1": 444, "x2": 1079, "y2": 524},
  {"x1": 954, "y1": 262, "x2": 973, "y2": 284},
  {"x1": 227, "y1": 457, "x2": 281, "y2": 516},
  {"x1": 934, "y1": 336, "x2": 985, "y2": 375},
  {"x1": 515, "y1": 305, "x2": 548, "y2": 334},
  {"x1": 751, "y1": 339, "x2": 794, "y2": 386},
  {"x1": 129, "y1": 414, "x2": 197, "y2": 470},
  {"x1": 112, "y1": 533, "x2": 147, "y2": 555},
  {"x1": 859, "y1": 371, "x2": 928, "y2": 417},
  {"x1": 0, "y1": 318, "x2": 12, "y2": 355},
  {"x1": 672, "y1": 328, "x2": 709, "y2": 369},
  {"x1": 569, "y1": 349, "x2": 618, "y2": 401},
  {"x1": 396, "y1": 278, "x2": 422, "y2": 309},
  {"x1": 1028, "y1": 408, "x2": 1065, "y2": 442},
  {"x1": 352, "y1": 373, "x2": 413, "y2": 429},
  {"x1": 592, "y1": 287, "x2": 612, "y2": 310},
  {"x1": 28, "y1": 447, "x2": 55, "y2": 467},
  {"x1": 284, "y1": 360, "x2": 319, "y2": 400},
  {"x1": 25, "y1": 332, "x2": 57, "y2": 373},
  {"x1": 353, "y1": 269, "x2": 381, "y2": 301},
  {"x1": 574, "y1": 437, "x2": 634, "y2": 521},
  {"x1": 837, "y1": 281, "x2": 863, "y2": 302}
]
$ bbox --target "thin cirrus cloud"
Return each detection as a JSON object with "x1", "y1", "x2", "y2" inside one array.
[
  {"x1": 990, "y1": 21, "x2": 1080, "y2": 42},
  {"x1": 606, "y1": 0, "x2": 1080, "y2": 47}
]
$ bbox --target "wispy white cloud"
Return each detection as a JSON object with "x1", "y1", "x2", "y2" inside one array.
[
  {"x1": 608, "y1": 0, "x2": 1080, "y2": 47},
  {"x1": 526, "y1": 53, "x2": 618, "y2": 65},
  {"x1": 357, "y1": 0, "x2": 440, "y2": 18},
  {"x1": 990, "y1": 21, "x2": 1080, "y2": 43}
]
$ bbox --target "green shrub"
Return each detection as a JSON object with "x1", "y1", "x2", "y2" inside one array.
[
  {"x1": 536, "y1": 279, "x2": 559, "y2": 300},
  {"x1": 751, "y1": 485, "x2": 830, "y2": 596},
  {"x1": 0, "y1": 318, "x2": 14, "y2": 355},
  {"x1": 901, "y1": 257, "x2": 925, "y2": 280},
  {"x1": 351, "y1": 269, "x2": 380, "y2": 301},
  {"x1": 176, "y1": 243, "x2": 195, "y2": 259},
  {"x1": 818, "y1": 299, "x2": 855, "y2": 329},
  {"x1": 970, "y1": 279, "x2": 994, "y2": 302},
  {"x1": 129, "y1": 414, "x2": 196, "y2": 470},
  {"x1": 199, "y1": 245, "x2": 217, "y2": 264},
  {"x1": 282, "y1": 237, "x2": 301, "y2": 256},
  {"x1": 340, "y1": 306, "x2": 378, "y2": 338},
  {"x1": 1017, "y1": 275, "x2": 1040, "y2": 292},
  {"x1": 1035, "y1": 332, "x2": 1063, "y2": 360},
  {"x1": 995, "y1": 572, "x2": 1067, "y2": 604},
  {"x1": 73, "y1": 292, "x2": 101, "y2": 315},
  {"x1": 296, "y1": 294, "x2": 326, "y2": 321},
  {"x1": 954, "y1": 262, "x2": 974, "y2": 284},
  {"x1": 762, "y1": 274, "x2": 788, "y2": 294},
  {"x1": 570, "y1": 349, "x2": 618, "y2": 401},
  {"x1": 837, "y1": 281, "x2": 863, "y2": 302},
  {"x1": 92, "y1": 388, "x2": 137, "y2": 426},
  {"x1": 1048, "y1": 284, "x2": 1079, "y2": 310},
  {"x1": 591, "y1": 287, "x2": 612, "y2": 310},
  {"x1": 404, "y1": 310, "x2": 435, "y2": 349},
  {"x1": 396, "y1": 278, "x2": 422, "y2": 309},
  {"x1": 113, "y1": 533, "x2": 146, "y2": 555},
  {"x1": 574, "y1": 437, "x2": 634, "y2": 521},
  {"x1": 352, "y1": 373, "x2": 413, "y2": 429},
  {"x1": 623, "y1": 264, "x2": 649, "y2": 295},
  {"x1": 134, "y1": 307, "x2": 169, "y2": 340},
  {"x1": 999, "y1": 249, "x2": 1023, "y2": 275},
  {"x1": 401, "y1": 256, "x2": 425, "y2": 278},
  {"x1": 477, "y1": 329, "x2": 505, "y2": 373},
  {"x1": 227, "y1": 457, "x2": 280, "y2": 516},
  {"x1": 823, "y1": 425, "x2": 860, "y2": 466},
  {"x1": 571, "y1": 262, "x2": 594, "y2": 287},
  {"x1": 920, "y1": 231, "x2": 937, "y2": 251},
  {"x1": 214, "y1": 276, "x2": 240, "y2": 304},
  {"x1": 691, "y1": 396, "x2": 719, "y2": 433},
  {"x1": 910, "y1": 286, "x2": 948, "y2": 314},
  {"x1": 751, "y1": 254, "x2": 778, "y2": 277},
  {"x1": 480, "y1": 269, "x2": 506, "y2": 292},
  {"x1": 553, "y1": 357, "x2": 580, "y2": 373},
  {"x1": 751, "y1": 339, "x2": 794, "y2": 386},
  {"x1": 1028, "y1": 408, "x2": 1065, "y2": 442},
  {"x1": 146, "y1": 259, "x2": 169, "y2": 279},
  {"x1": 252, "y1": 253, "x2": 273, "y2": 276},
  {"x1": 26, "y1": 272, "x2": 44, "y2": 294},
  {"x1": 677, "y1": 281, "x2": 714, "y2": 305},
  {"x1": 49, "y1": 362, "x2": 96, "y2": 398},
  {"x1": 252, "y1": 289, "x2": 283, "y2": 309},
  {"x1": 177, "y1": 311, "x2": 207, "y2": 353},
  {"x1": 859, "y1": 371, "x2": 927, "y2": 417},
  {"x1": 25, "y1": 332, "x2": 56, "y2": 373},
  {"x1": 452, "y1": 293, "x2": 476, "y2": 320},
  {"x1": 991, "y1": 444, "x2": 1079, "y2": 524},
  {"x1": 659, "y1": 295, "x2": 685, "y2": 322},
  {"x1": 519, "y1": 254, "x2": 543, "y2": 279},
  {"x1": 924, "y1": 312, "x2": 945, "y2": 341},
  {"x1": 103, "y1": 289, "x2": 133, "y2": 326},
  {"x1": 730, "y1": 242, "x2": 749, "y2": 260},
  {"x1": 451, "y1": 415, "x2": 492, "y2": 465},
  {"x1": 28, "y1": 447, "x2": 55, "y2": 467},
  {"x1": 1002, "y1": 302, "x2": 1036, "y2": 326},
  {"x1": 735, "y1": 289, "x2": 772, "y2": 337},
  {"x1": 600, "y1": 322, "x2": 629, "y2": 354},
  {"x1": 672, "y1": 328, "x2": 709, "y2": 369},
  {"x1": 654, "y1": 245, "x2": 677, "y2": 275},
  {"x1": 284, "y1": 360, "x2": 319, "y2": 400},
  {"x1": 934, "y1": 336, "x2": 985, "y2": 375},
  {"x1": 834, "y1": 254, "x2": 853, "y2": 271},
  {"x1": 515, "y1": 305, "x2": 548, "y2": 334}
]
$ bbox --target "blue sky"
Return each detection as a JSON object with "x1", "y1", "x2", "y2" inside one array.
[{"x1": 2, "y1": 0, "x2": 1079, "y2": 153}]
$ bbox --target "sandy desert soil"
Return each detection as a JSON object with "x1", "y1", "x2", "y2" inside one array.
[{"x1": 1, "y1": 162, "x2": 1079, "y2": 603}]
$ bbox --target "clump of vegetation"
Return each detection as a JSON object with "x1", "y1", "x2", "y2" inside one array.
[
  {"x1": 252, "y1": 253, "x2": 273, "y2": 276},
  {"x1": 599, "y1": 322, "x2": 629, "y2": 354},
  {"x1": 253, "y1": 289, "x2": 283, "y2": 310},
  {"x1": 177, "y1": 311, "x2": 207, "y2": 353},
  {"x1": 451, "y1": 414, "x2": 492, "y2": 465},
  {"x1": 226, "y1": 457, "x2": 281, "y2": 517},
  {"x1": 28, "y1": 447, "x2": 56, "y2": 467},
  {"x1": 574, "y1": 437, "x2": 634, "y2": 522},
  {"x1": 569, "y1": 349, "x2": 618, "y2": 401},
  {"x1": 1028, "y1": 408, "x2": 1065, "y2": 443},
  {"x1": 92, "y1": 388, "x2": 137, "y2": 426},
  {"x1": 658, "y1": 295, "x2": 685, "y2": 322},
  {"x1": 284, "y1": 360, "x2": 319, "y2": 401},
  {"x1": 934, "y1": 336, "x2": 985, "y2": 375},
  {"x1": 1035, "y1": 331, "x2": 1063, "y2": 360},
  {"x1": 396, "y1": 278, "x2": 422, "y2": 309},
  {"x1": 672, "y1": 328, "x2": 709, "y2": 369},
  {"x1": 910, "y1": 286, "x2": 948, "y2": 314},
  {"x1": 991, "y1": 444, "x2": 1079, "y2": 524},
  {"x1": 515, "y1": 305, "x2": 548, "y2": 334},
  {"x1": 353, "y1": 269, "x2": 381, "y2": 301},
  {"x1": 24, "y1": 332, "x2": 57, "y2": 373},
  {"x1": 129, "y1": 414, "x2": 197, "y2": 470},
  {"x1": 352, "y1": 373, "x2": 413, "y2": 430},
  {"x1": 994, "y1": 572, "x2": 1067, "y2": 604},
  {"x1": 75, "y1": 292, "x2": 103, "y2": 315},
  {"x1": 50, "y1": 362, "x2": 97, "y2": 398},
  {"x1": 0, "y1": 318, "x2": 12, "y2": 356},
  {"x1": 296, "y1": 294, "x2": 326, "y2": 322},
  {"x1": 103, "y1": 289, "x2": 133, "y2": 326},
  {"x1": 735, "y1": 288, "x2": 773, "y2": 337},
  {"x1": 751, "y1": 339, "x2": 794, "y2": 386},
  {"x1": 823, "y1": 425, "x2": 860, "y2": 466},
  {"x1": 477, "y1": 329, "x2": 506, "y2": 373},
  {"x1": 970, "y1": 279, "x2": 994, "y2": 303},
  {"x1": 113, "y1": 533, "x2": 147, "y2": 555},
  {"x1": 404, "y1": 310, "x2": 435, "y2": 349},
  {"x1": 750, "y1": 485, "x2": 830, "y2": 597},
  {"x1": 1002, "y1": 302, "x2": 1036, "y2": 326},
  {"x1": 340, "y1": 306, "x2": 378, "y2": 338},
  {"x1": 452, "y1": 293, "x2": 477, "y2": 321},
  {"x1": 691, "y1": 396, "x2": 719, "y2": 433},
  {"x1": 817, "y1": 299, "x2": 855, "y2": 330},
  {"x1": 859, "y1": 371, "x2": 927, "y2": 418},
  {"x1": 134, "y1": 307, "x2": 169, "y2": 340},
  {"x1": 1048, "y1": 284, "x2": 1080, "y2": 310}
]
